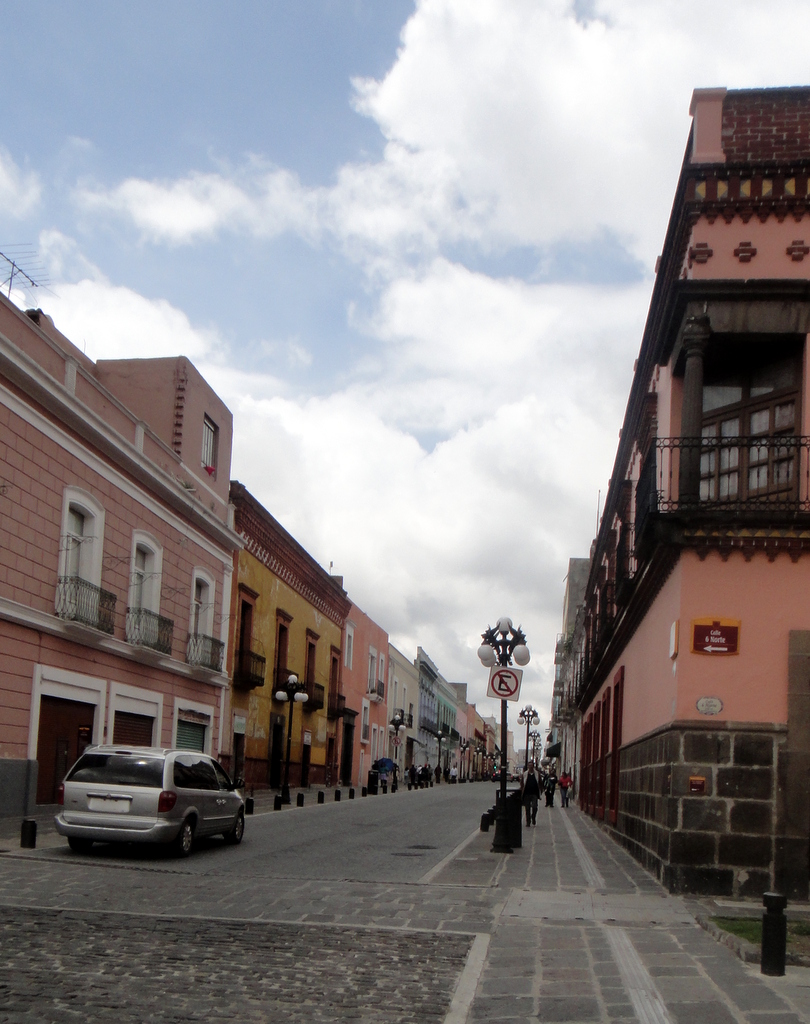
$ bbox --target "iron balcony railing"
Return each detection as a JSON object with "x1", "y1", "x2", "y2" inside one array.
[
  {"x1": 305, "y1": 682, "x2": 325, "y2": 711},
  {"x1": 419, "y1": 713, "x2": 438, "y2": 734},
  {"x1": 55, "y1": 576, "x2": 116, "y2": 634},
  {"x1": 367, "y1": 679, "x2": 385, "y2": 701},
  {"x1": 638, "y1": 435, "x2": 810, "y2": 541},
  {"x1": 327, "y1": 690, "x2": 345, "y2": 720},
  {"x1": 125, "y1": 607, "x2": 174, "y2": 655},
  {"x1": 233, "y1": 647, "x2": 267, "y2": 689},
  {"x1": 186, "y1": 633, "x2": 225, "y2": 673}
]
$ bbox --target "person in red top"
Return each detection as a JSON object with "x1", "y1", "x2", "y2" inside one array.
[{"x1": 558, "y1": 769, "x2": 572, "y2": 808}]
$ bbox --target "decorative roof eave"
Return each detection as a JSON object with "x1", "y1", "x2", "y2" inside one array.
[{"x1": 230, "y1": 481, "x2": 352, "y2": 628}]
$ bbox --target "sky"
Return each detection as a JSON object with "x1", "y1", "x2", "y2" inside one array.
[{"x1": 2, "y1": 0, "x2": 810, "y2": 726}]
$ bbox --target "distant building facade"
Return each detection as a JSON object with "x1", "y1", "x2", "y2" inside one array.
[{"x1": 225, "y1": 483, "x2": 350, "y2": 790}]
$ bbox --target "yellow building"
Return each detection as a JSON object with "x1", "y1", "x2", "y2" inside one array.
[{"x1": 224, "y1": 483, "x2": 351, "y2": 790}]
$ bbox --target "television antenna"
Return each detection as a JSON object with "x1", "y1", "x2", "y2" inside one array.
[{"x1": 0, "y1": 246, "x2": 50, "y2": 302}]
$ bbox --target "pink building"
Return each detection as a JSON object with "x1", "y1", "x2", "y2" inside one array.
[
  {"x1": 558, "y1": 86, "x2": 810, "y2": 898},
  {"x1": 340, "y1": 603, "x2": 389, "y2": 788},
  {"x1": 0, "y1": 296, "x2": 240, "y2": 813}
]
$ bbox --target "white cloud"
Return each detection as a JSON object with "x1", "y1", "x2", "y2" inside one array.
[
  {"x1": 36, "y1": 234, "x2": 218, "y2": 364},
  {"x1": 0, "y1": 147, "x2": 40, "y2": 218},
  {"x1": 71, "y1": 0, "x2": 810, "y2": 277}
]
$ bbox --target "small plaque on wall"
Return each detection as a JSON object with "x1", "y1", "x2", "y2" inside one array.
[
  {"x1": 689, "y1": 776, "x2": 706, "y2": 794},
  {"x1": 696, "y1": 696, "x2": 723, "y2": 716}
]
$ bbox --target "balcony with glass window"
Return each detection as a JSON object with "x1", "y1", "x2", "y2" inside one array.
[
  {"x1": 125, "y1": 607, "x2": 174, "y2": 655},
  {"x1": 635, "y1": 433, "x2": 810, "y2": 552},
  {"x1": 55, "y1": 576, "x2": 116, "y2": 634},
  {"x1": 186, "y1": 633, "x2": 225, "y2": 673},
  {"x1": 367, "y1": 679, "x2": 385, "y2": 703},
  {"x1": 233, "y1": 646, "x2": 267, "y2": 689}
]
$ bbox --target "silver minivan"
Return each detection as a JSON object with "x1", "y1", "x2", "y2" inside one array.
[{"x1": 54, "y1": 746, "x2": 245, "y2": 856}]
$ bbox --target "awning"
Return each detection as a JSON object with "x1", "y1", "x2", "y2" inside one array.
[{"x1": 546, "y1": 741, "x2": 562, "y2": 758}]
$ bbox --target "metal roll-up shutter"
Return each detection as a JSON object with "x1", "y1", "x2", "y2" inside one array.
[
  {"x1": 176, "y1": 719, "x2": 206, "y2": 751},
  {"x1": 112, "y1": 711, "x2": 154, "y2": 746}
]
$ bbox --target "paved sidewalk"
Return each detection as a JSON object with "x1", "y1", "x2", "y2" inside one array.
[{"x1": 438, "y1": 805, "x2": 810, "y2": 1024}]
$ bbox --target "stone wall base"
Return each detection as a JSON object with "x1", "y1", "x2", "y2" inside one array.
[
  {"x1": 584, "y1": 722, "x2": 804, "y2": 898},
  {"x1": 0, "y1": 760, "x2": 38, "y2": 817}
]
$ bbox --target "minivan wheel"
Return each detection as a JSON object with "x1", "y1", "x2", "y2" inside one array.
[
  {"x1": 173, "y1": 819, "x2": 194, "y2": 858},
  {"x1": 224, "y1": 811, "x2": 244, "y2": 845},
  {"x1": 67, "y1": 836, "x2": 93, "y2": 854}
]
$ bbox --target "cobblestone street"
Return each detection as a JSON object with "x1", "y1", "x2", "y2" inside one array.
[{"x1": 0, "y1": 906, "x2": 471, "y2": 1024}]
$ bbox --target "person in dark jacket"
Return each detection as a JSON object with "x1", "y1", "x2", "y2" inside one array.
[
  {"x1": 521, "y1": 763, "x2": 541, "y2": 825},
  {"x1": 544, "y1": 770, "x2": 557, "y2": 807}
]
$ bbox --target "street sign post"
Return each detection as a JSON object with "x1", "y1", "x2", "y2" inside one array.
[
  {"x1": 691, "y1": 618, "x2": 740, "y2": 655},
  {"x1": 487, "y1": 666, "x2": 523, "y2": 701}
]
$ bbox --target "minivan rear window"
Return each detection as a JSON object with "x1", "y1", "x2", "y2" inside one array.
[{"x1": 66, "y1": 754, "x2": 165, "y2": 788}]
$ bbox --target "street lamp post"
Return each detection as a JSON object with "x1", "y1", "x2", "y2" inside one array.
[
  {"x1": 459, "y1": 739, "x2": 470, "y2": 781},
  {"x1": 436, "y1": 730, "x2": 444, "y2": 782},
  {"x1": 390, "y1": 710, "x2": 406, "y2": 789},
  {"x1": 275, "y1": 673, "x2": 308, "y2": 804},
  {"x1": 517, "y1": 705, "x2": 540, "y2": 770},
  {"x1": 529, "y1": 728, "x2": 541, "y2": 766},
  {"x1": 477, "y1": 616, "x2": 531, "y2": 854}
]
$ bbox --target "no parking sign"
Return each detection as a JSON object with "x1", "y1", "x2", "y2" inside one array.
[{"x1": 486, "y1": 666, "x2": 523, "y2": 701}]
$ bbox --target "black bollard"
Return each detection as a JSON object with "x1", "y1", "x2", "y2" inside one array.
[
  {"x1": 274, "y1": 794, "x2": 283, "y2": 811},
  {"x1": 761, "y1": 892, "x2": 787, "y2": 976},
  {"x1": 245, "y1": 797, "x2": 254, "y2": 815},
  {"x1": 20, "y1": 819, "x2": 37, "y2": 849},
  {"x1": 335, "y1": 789, "x2": 341, "y2": 801},
  {"x1": 480, "y1": 813, "x2": 490, "y2": 832},
  {"x1": 349, "y1": 788, "x2": 355, "y2": 799},
  {"x1": 317, "y1": 791, "x2": 325, "y2": 804},
  {"x1": 297, "y1": 793, "x2": 305, "y2": 807},
  {"x1": 362, "y1": 786, "x2": 367, "y2": 797},
  {"x1": 381, "y1": 783, "x2": 388, "y2": 794}
]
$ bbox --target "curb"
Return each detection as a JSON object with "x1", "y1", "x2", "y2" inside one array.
[{"x1": 695, "y1": 914, "x2": 810, "y2": 968}]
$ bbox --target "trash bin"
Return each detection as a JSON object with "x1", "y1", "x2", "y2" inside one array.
[
  {"x1": 367, "y1": 769, "x2": 379, "y2": 795},
  {"x1": 496, "y1": 789, "x2": 522, "y2": 849}
]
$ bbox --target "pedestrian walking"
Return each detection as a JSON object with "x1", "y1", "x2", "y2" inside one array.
[
  {"x1": 521, "y1": 763, "x2": 540, "y2": 825},
  {"x1": 544, "y1": 770, "x2": 557, "y2": 807},
  {"x1": 409, "y1": 764, "x2": 417, "y2": 787},
  {"x1": 558, "y1": 768, "x2": 572, "y2": 807}
]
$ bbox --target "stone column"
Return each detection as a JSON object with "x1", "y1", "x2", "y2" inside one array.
[{"x1": 679, "y1": 314, "x2": 711, "y2": 504}]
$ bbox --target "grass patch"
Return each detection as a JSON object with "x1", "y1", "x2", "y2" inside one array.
[
  {"x1": 712, "y1": 916, "x2": 810, "y2": 955},
  {"x1": 712, "y1": 917, "x2": 761, "y2": 944}
]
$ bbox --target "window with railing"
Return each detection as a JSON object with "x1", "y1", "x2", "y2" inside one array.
[
  {"x1": 125, "y1": 606, "x2": 174, "y2": 655},
  {"x1": 55, "y1": 576, "x2": 116, "y2": 633},
  {"x1": 186, "y1": 632, "x2": 224, "y2": 672}
]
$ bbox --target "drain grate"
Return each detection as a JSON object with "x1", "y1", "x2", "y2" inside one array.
[
  {"x1": 408, "y1": 844, "x2": 437, "y2": 850},
  {"x1": 392, "y1": 851, "x2": 425, "y2": 857}
]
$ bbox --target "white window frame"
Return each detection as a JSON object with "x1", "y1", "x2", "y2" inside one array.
[
  {"x1": 128, "y1": 530, "x2": 163, "y2": 614},
  {"x1": 58, "y1": 487, "x2": 105, "y2": 586},
  {"x1": 368, "y1": 648, "x2": 377, "y2": 693},
  {"x1": 378, "y1": 653, "x2": 385, "y2": 684},
  {"x1": 202, "y1": 414, "x2": 219, "y2": 474},
  {"x1": 344, "y1": 622, "x2": 354, "y2": 669},
  {"x1": 371, "y1": 724, "x2": 378, "y2": 762},
  {"x1": 107, "y1": 682, "x2": 164, "y2": 746},
  {"x1": 28, "y1": 664, "x2": 107, "y2": 758},
  {"x1": 172, "y1": 698, "x2": 215, "y2": 755},
  {"x1": 361, "y1": 699, "x2": 370, "y2": 744},
  {"x1": 189, "y1": 567, "x2": 216, "y2": 637}
]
